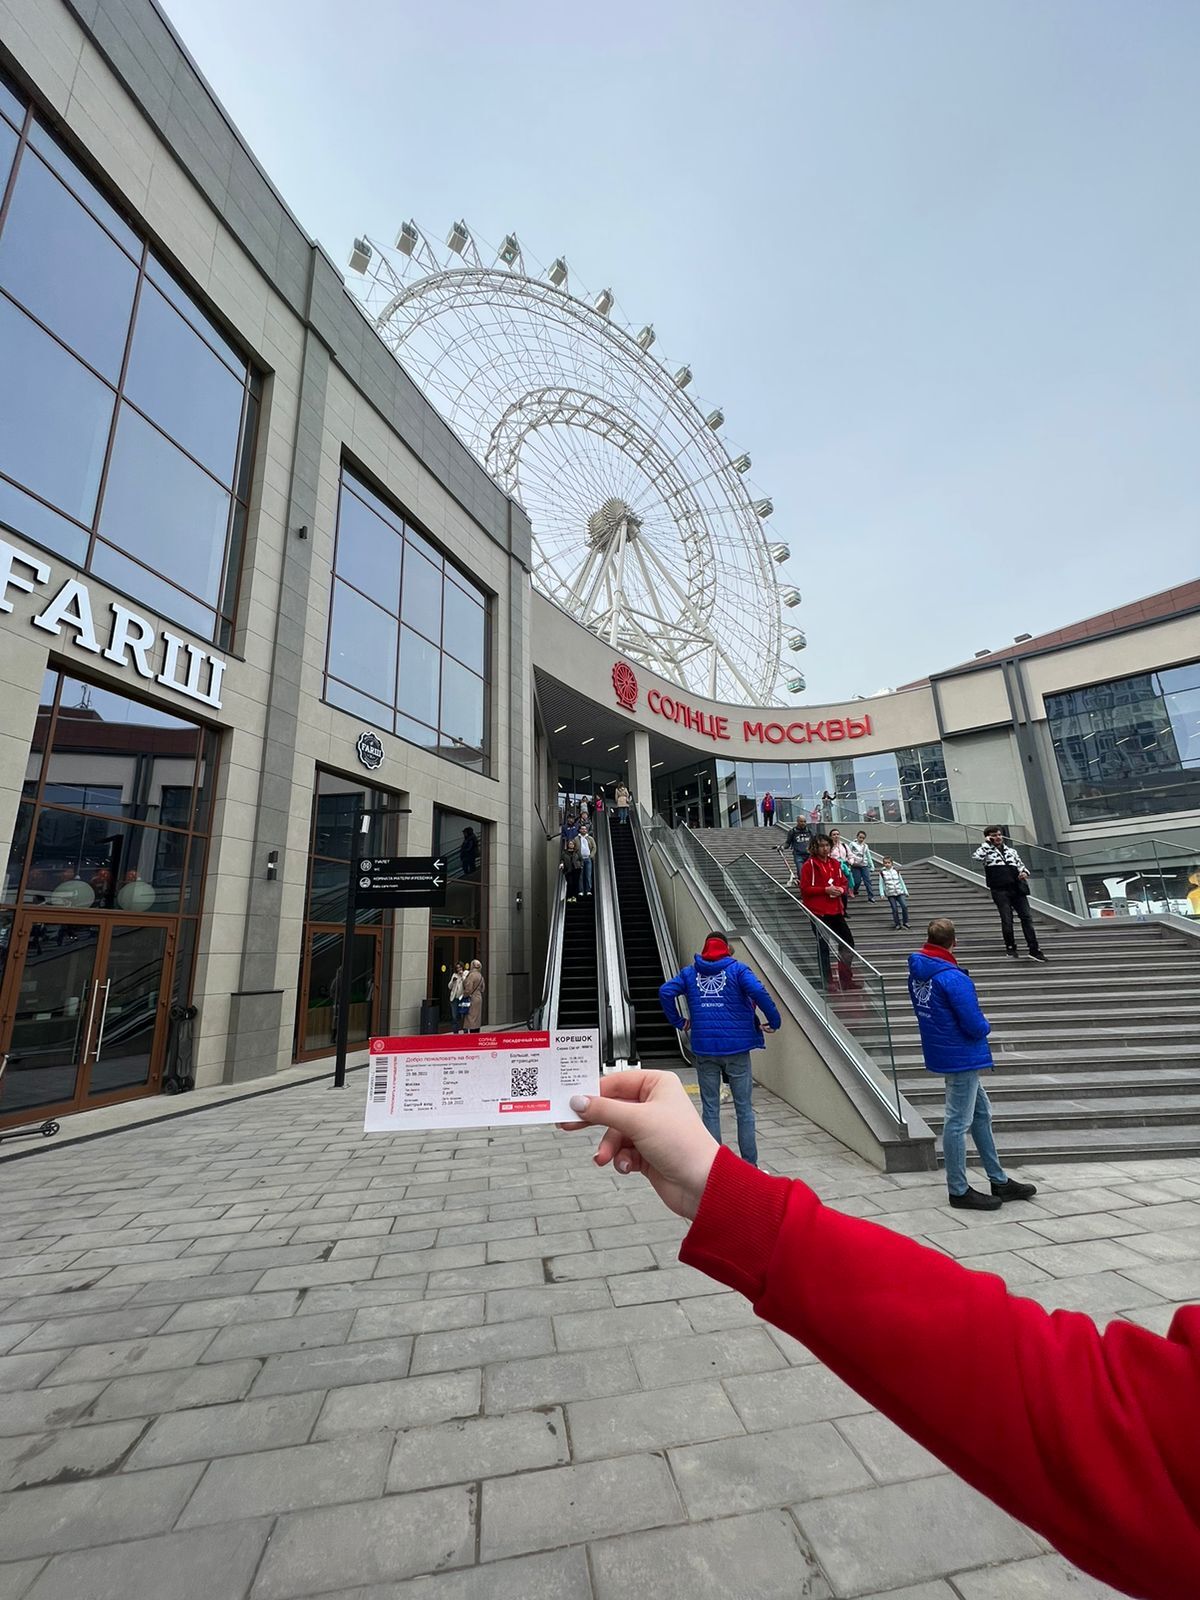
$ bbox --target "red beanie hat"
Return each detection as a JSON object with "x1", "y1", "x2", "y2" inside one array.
[{"x1": 701, "y1": 933, "x2": 732, "y2": 960}]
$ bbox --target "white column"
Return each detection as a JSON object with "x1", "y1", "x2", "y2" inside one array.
[{"x1": 625, "y1": 728, "x2": 652, "y2": 815}]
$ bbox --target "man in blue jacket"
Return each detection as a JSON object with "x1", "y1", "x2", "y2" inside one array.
[
  {"x1": 660, "y1": 933, "x2": 781, "y2": 1167},
  {"x1": 908, "y1": 917, "x2": 1038, "y2": 1212}
]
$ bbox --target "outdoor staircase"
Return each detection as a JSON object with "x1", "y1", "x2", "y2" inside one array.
[{"x1": 694, "y1": 827, "x2": 1200, "y2": 1163}]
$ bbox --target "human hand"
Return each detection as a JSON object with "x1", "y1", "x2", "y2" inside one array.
[
  {"x1": 682, "y1": 1019, "x2": 691, "y2": 1031},
  {"x1": 761, "y1": 1024, "x2": 776, "y2": 1034},
  {"x1": 558, "y1": 1070, "x2": 718, "y2": 1220}
]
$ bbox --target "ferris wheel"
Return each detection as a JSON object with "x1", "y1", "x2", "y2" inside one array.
[{"x1": 347, "y1": 223, "x2": 805, "y2": 703}]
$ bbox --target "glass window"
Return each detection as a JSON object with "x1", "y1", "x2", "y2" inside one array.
[
  {"x1": 0, "y1": 477, "x2": 88, "y2": 566},
  {"x1": 98, "y1": 405, "x2": 231, "y2": 607},
  {"x1": 0, "y1": 108, "x2": 257, "y2": 646},
  {"x1": 0, "y1": 151, "x2": 139, "y2": 379},
  {"x1": 432, "y1": 805, "x2": 485, "y2": 931},
  {"x1": 401, "y1": 547, "x2": 443, "y2": 643},
  {"x1": 397, "y1": 625, "x2": 440, "y2": 727},
  {"x1": 1047, "y1": 662, "x2": 1200, "y2": 822},
  {"x1": 124, "y1": 284, "x2": 244, "y2": 481},
  {"x1": 326, "y1": 467, "x2": 491, "y2": 769},
  {"x1": 0, "y1": 296, "x2": 114, "y2": 524},
  {"x1": 89, "y1": 543, "x2": 217, "y2": 642},
  {"x1": 145, "y1": 255, "x2": 243, "y2": 375},
  {"x1": 443, "y1": 580, "x2": 485, "y2": 672},
  {"x1": 334, "y1": 487, "x2": 402, "y2": 609},
  {"x1": 27, "y1": 121, "x2": 141, "y2": 257},
  {"x1": 440, "y1": 659, "x2": 484, "y2": 756},
  {"x1": 0, "y1": 75, "x2": 23, "y2": 128},
  {"x1": 329, "y1": 581, "x2": 398, "y2": 699},
  {"x1": 0, "y1": 118, "x2": 16, "y2": 190}
]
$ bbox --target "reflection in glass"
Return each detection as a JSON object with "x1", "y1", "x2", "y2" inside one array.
[
  {"x1": 99, "y1": 406, "x2": 231, "y2": 607},
  {"x1": 397, "y1": 626, "x2": 440, "y2": 726},
  {"x1": 145, "y1": 254, "x2": 244, "y2": 374},
  {"x1": 301, "y1": 930, "x2": 378, "y2": 1053},
  {"x1": 124, "y1": 284, "x2": 243, "y2": 481},
  {"x1": 443, "y1": 580, "x2": 485, "y2": 672},
  {"x1": 0, "y1": 296, "x2": 114, "y2": 522},
  {"x1": 0, "y1": 118, "x2": 16, "y2": 192},
  {"x1": 0, "y1": 919, "x2": 100, "y2": 1113},
  {"x1": 87, "y1": 924, "x2": 167, "y2": 1095},
  {"x1": 0, "y1": 152, "x2": 138, "y2": 378},
  {"x1": 89, "y1": 540, "x2": 218, "y2": 641},
  {"x1": 440, "y1": 658, "x2": 485, "y2": 753},
  {"x1": 0, "y1": 476, "x2": 89, "y2": 567},
  {"x1": 400, "y1": 548, "x2": 443, "y2": 643},
  {"x1": 0, "y1": 74, "x2": 22, "y2": 127},
  {"x1": 335, "y1": 489, "x2": 402, "y2": 610},
  {"x1": 325, "y1": 675, "x2": 392, "y2": 730},
  {"x1": 329, "y1": 581, "x2": 398, "y2": 699},
  {"x1": 27, "y1": 121, "x2": 141, "y2": 256}
]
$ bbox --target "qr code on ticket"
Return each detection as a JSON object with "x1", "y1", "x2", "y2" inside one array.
[{"x1": 509, "y1": 1064, "x2": 540, "y2": 1098}]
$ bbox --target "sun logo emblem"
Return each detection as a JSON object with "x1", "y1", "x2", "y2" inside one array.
[
  {"x1": 911, "y1": 978, "x2": 934, "y2": 1008},
  {"x1": 696, "y1": 970, "x2": 728, "y2": 998}
]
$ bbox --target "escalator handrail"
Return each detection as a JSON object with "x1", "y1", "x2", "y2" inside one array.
[
  {"x1": 529, "y1": 870, "x2": 568, "y2": 1030},
  {"x1": 594, "y1": 809, "x2": 637, "y2": 1068},
  {"x1": 629, "y1": 807, "x2": 687, "y2": 1059}
]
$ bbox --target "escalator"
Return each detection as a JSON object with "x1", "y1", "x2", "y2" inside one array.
[
  {"x1": 607, "y1": 812, "x2": 681, "y2": 1061},
  {"x1": 557, "y1": 882, "x2": 601, "y2": 1030}
]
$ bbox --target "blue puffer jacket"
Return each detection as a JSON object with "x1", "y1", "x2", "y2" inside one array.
[
  {"x1": 907, "y1": 946, "x2": 992, "y2": 1074},
  {"x1": 660, "y1": 955, "x2": 782, "y2": 1056}
]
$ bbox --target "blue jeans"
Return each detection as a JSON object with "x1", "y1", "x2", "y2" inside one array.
[
  {"x1": 581, "y1": 856, "x2": 593, "y2": 894},
  {"x1": 850, "y1": 863, "x2": 874, "y2": 899},
  {"x1": 694, "y1": 1052, "x2": 757, "y2": 1165},
  {"x1": 887, "y1": 893, "x2": 909, "y2": 927},
  {"x1": 942, "y1": 1071, "x2": 1007, "y2": 1196},
  {"x1": 617, "y1": 807, "x2": 628, "y2": 824}
]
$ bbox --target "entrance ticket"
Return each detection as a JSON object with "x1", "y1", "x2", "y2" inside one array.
[{"x1": 364, "y1": 1029, "x2": 601, "y2": 1133}]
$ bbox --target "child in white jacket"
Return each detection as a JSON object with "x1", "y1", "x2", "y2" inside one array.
[{"x1": 878, "y1": 857, "x2": 910, "y2": 929}]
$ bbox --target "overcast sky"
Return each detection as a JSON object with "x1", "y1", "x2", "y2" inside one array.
[{"x1": 163, "y1": 0, "x2": 1199, "y2": 704}]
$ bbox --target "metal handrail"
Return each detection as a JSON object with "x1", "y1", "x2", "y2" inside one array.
[
  {"x1": 738, "y1": 853, "x2": 887, "y2": 981},
  {"x1": 529, "y1": 871, "x2": 567, "y2": 1030},
  {"x1": 594, "y1": 810, "x2": 636, "y2": 1069},
  {"x1": 630, "y1": 808, "x2": 686, "y2": 1061}
]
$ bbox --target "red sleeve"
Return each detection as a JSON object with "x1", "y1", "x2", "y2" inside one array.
[{"x1": 680, "y1": 1148, "x2": 1200, "y2": 1600}]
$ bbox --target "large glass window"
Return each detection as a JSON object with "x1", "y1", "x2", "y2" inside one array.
[
  {"x1": 680, "y1": 743, "x2": 951, "y2": 828},
  {"x1": 0, "y1": 80, "x2": 259, "y2": 648},
  {"x1": 325, "y1": 468, "x2": 490, "y2": 772},
  {"x1": 1047, "y1": 662, "x2": 1200, "y2": 823},
  {"x1": 3, "y1": 673, "x2": 217, "y2": 916}
]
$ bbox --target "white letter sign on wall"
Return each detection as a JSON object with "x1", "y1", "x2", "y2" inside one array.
[{"x1": 0, "y1": 537, "x2": 226, "y2": 711}]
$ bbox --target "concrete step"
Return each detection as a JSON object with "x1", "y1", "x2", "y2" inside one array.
[
  {"x1": 983, "y1": 1122, "x2": 1200, "y2": 1162},
  {"x1": 902, "y1": 1068, "x2": 1200, "y2": 1102},
  {"x1": 922, "y1": 1094, "x2": 1200, "y2": 1133}
]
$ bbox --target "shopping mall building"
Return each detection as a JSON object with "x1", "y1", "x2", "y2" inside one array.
[{"x1": 0, "y1": 0, "x2": 1197, "y2": 1131}]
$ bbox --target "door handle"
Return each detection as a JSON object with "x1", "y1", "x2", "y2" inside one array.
[
  {"x1": 90, "y1": 979, "x2": 112, "y2": 1063},
  {"x1": 81, "y1": 978, "x2": 101, "y2": 1063}
]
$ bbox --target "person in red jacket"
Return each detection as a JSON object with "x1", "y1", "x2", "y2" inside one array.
[
  {"x1": 798, "y1": 833, "x2": 859, "y2": 991},
  {"x1": 561, "y1": 1071, "x2": 1200, "y2": 1600}
]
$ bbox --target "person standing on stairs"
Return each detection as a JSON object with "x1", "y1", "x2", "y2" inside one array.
[
  {"x1": 578, "y1": 824, "x2": 594, "y2": 897},
  {"x1": 847, "y1": 830, "x2": 877, "y2": 901},
  {"x1": 799, "y1": 834, "x2": 860, "y2": 991},
  {"x1": 761, "y1": 790, "x2": 776, "y2": 827},
  {"x1": 782, "y1": 818, "x2": 810, "y2": 882},
  {"x1": 658, "y1": 932, "x2": 781, "y2": 1166},
  {"x1": 614, "y1": 782, "x2": 631, "y2": 824},
  {"x1": 973, "y1": 826, "x2": 1049, "y2": 961},
  {"x1": 879, "y1": 857, "x2": 910, "y2": 928},
  {"x1": 560, "y1": 832, "x2": 582, "y2": 902},
  {"x1": 909, "y1": 916, "x2": 1038, "y2": 1211}
]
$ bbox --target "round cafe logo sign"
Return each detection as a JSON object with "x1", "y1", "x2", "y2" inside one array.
[
  {"x1": 612, "y1": 661, "x2": 638, "y2": 711},
  {"x1": 356, "y1": 730, "x2": 384, "y2": 771}
]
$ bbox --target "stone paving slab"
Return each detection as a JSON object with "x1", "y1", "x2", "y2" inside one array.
[{"x1": 0, "y1": 1074, "x2": 1192, "y2": 1597}]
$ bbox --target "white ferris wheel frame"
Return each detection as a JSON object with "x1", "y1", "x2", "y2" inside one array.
[{"x1": 353, "y1": 233, "x2": 788, "y2": 704}]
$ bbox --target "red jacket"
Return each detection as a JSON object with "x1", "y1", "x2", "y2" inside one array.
[
  {"x1": 799, "y1": 855, "x2": 849, "y2": 919},
  {"x1": 680, "y1": 1148, "x2": 1200, "y2": 1600}
]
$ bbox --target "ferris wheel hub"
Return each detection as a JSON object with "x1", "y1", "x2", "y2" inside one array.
[{"x1": 586, "y1": 497, "x2": 642, "y2": 551}]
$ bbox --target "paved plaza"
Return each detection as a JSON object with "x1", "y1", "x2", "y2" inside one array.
[{"x1": 2, "y1": 1076, "x2": 1199, "y2": 1599}]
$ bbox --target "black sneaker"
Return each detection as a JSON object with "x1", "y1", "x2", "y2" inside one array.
[
  {"x1": 991, "y1": 1178, "x2": 1038, "y2": 1201},
  {"x1": 948, "y1": 1186, "x2": 1003, "y2": 1211},
  {"x1": 1030, "y1": 950, "x2": 1049, "y2": 963},
  {"x1": 1006, "y1": 948, "x2": 1020, "y2": 958}
]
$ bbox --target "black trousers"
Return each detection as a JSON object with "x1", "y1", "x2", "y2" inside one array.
[
  {"x1": 993, "y1": 887, "x2": 1040, "y2": 953},
  {"x1": 814, "y1": 913, "x2": 855, "y2": 985}
]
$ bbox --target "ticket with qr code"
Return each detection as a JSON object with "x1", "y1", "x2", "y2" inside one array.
[{"x1": 364, "y1": 1030, "x2": 601, "y2": 1132}]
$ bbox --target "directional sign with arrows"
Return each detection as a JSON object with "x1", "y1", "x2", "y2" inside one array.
[{"x1": 354, "y1": 856, "x2": 448, "y2": 909}]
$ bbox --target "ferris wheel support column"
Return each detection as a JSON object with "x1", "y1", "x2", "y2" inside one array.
[{"x1": 625, "y1": 728, "x2": 653, "y2": 810}]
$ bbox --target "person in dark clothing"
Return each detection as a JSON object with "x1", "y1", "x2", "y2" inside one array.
[
  {"x1": 972, "y1": 826, "x2": 1048, "y2": 961},
  {"x1": 798, "y1": 834, "x2": 859, "y2": 991},
  {"x1": 460, "y1": 827, "x2": 479, "y2": 878},
  {"x1": 560, "y1": 834, "x2": 582, "y2": 902},
  {"x1": 782, "y1": 819, "x2": 810, "y2": 880}
]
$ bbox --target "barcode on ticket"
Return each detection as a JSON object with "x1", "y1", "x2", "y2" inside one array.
[
  {"x1": 371, "y1": 1059, "x2": 390, "y2": 1102},
  {"x1": 509, "y1": 1064, "x2": 540, "y2": 1098}
]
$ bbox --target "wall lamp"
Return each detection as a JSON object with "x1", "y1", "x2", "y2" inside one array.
[{"x1": 266, "y1": 850, "x2": 279, "y2": 881}]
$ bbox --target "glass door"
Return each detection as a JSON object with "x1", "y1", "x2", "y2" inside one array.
[
  {"x1": 0, "y1": 917, "x2": 103, "y2": 1118},
  {"x1": 298, "y1": 928, "x2": 382, "y2": 1056},
  {"x1": 0, "y1": 914, "x2": 176, "y2": 1123},
  {"x1": 429, "y1": 933, "x2": 480, "y2": 1029}
]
